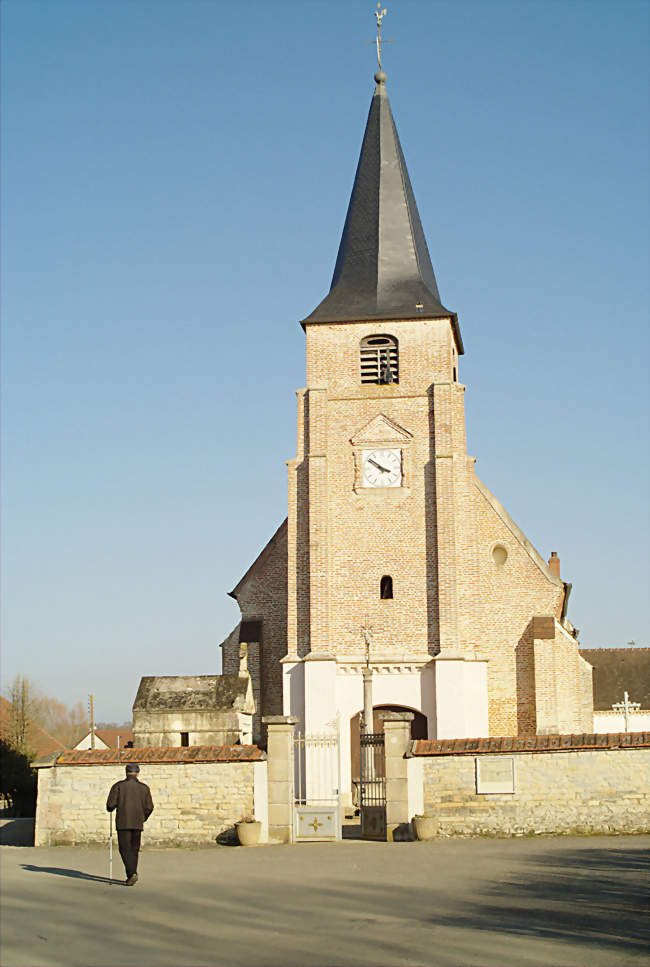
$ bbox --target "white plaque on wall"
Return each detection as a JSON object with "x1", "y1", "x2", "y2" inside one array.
[{"x1": 475, "y1": 756, "x2": 515, "y2": 794}]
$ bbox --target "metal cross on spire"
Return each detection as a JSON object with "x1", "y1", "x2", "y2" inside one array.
[
  {"x1": 368, "y1": 4, "x2": 392, "y2": 77},
  {"x1": 375, "y1": 5, "x2": 387, "y2": 70}
]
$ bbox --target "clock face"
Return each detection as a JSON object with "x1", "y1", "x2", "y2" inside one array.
[{"x1": 362, "y1": 449, "x2": 402, "y2": 488}]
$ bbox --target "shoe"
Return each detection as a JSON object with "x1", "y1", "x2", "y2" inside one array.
[{"x1": 125, "y1": 873, "x2": 138, "y2": 886}]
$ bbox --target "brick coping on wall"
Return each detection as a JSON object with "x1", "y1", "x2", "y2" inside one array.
[
  {"x1": 409, "y1": 732, "x2": 650, "y2": 757},
  {"x1": 32, "y1": 745, "x2": 266, "y2": 768}
]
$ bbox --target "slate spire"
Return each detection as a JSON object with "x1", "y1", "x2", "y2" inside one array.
[{"x1": 302, "y1": 73, "x2": 462, "y2": 350}]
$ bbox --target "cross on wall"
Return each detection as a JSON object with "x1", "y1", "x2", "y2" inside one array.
[{"x1": 611, "y1": 691, "x2": 641, "y2": 733}]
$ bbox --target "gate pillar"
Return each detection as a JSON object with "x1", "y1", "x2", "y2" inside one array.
[
  {"x1": 382, "y1": 711, "x2": 414, "y2": 842},
  {"x1": 263, "y1": 715, "x2": 297, "y2": 844}
]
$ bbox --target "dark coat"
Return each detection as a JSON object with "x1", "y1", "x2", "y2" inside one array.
[{"x1": 106, "y1": 776, "x2": 154, "y2": 830}]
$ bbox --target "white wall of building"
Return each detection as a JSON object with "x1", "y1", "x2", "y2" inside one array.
[
  {"x1": 593, "y1": 709, "x2": 650, "y2": 734},
  {"x1": 433, "y1": 657, "x2": 489, "y2": 740},
  {"x1": 283, "y1": 655, "x2": 491, "y2": 804},
  {"x1": 73, "y1": 732, "x2": 110, "y2": 751}
]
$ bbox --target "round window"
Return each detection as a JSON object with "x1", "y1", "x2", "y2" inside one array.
[{"x1": 492, "y1": 544, "x2": 508, "y2": 566}]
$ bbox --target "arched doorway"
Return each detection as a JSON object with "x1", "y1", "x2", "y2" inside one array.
[{"x1": 349, "y1": 705, "x2": 428, "y2": 799}]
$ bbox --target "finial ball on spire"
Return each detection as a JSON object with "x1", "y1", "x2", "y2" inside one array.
[{"x1": 374, "y1": 70, "x2": 387, "y2": 84}]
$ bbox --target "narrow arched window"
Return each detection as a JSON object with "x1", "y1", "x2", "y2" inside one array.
[
  {"x1": 380, "y1": 575, "x2": 393, "y2": 599},
  {"x1": 360, "y1": 335, "x2": 399, "y2": 385}
]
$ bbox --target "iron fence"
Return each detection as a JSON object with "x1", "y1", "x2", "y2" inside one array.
[{"x1": 359, "y1": 731, "x2": 386, "y2": 807}]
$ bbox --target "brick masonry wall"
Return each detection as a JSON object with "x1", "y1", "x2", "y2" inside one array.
[
  {"x1": 469, "y1": 484, "x2": 567, "y2": 736},
  {"x1": 301, "y1": 319, "x2": 453, "y2": 663},
  {"x1": 221, "y1": 624, "x2": 240, "y2": 676},
  {"x1": 35, "y1": 761, "x2": 258, "y2": 846},
  {"x1": 228, "y1": 313, "x2": 591, "y2": 740},
  {"x1": 420, "y1": 747, "x2": 650, "y2": 836},
  {"x1": 534, "y1": 623, "x2": 594, "y2": 734},
  {"x1": 224, "y1": 522, "x2": 288, "y2": 735},
  {"x1": 299, "y1": 318, "x2": 581, "y2": 736}
]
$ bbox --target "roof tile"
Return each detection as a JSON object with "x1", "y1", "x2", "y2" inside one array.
[
  {"x1": 54, "y1": 745, "x2": 266, "y2": 766},
  {"x1": 580, "y1": 648, "x2": 650, "y2": 710},
  {"x1": 411, "y1": 732, "x2": 650, "y2": 757}
]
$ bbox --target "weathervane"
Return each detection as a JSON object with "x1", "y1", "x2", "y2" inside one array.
[
  {"x1": 369, "y1": 4, "x2": 392, "y2": 76},
  {"x1": 375, "y1": 5, "x2": 387, "y2": 69}
]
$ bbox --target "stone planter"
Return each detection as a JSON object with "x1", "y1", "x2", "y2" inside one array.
[
  {"x1": 412, "y1": 815, "x2": 439, "y2": 841},
  {"x1": 236, "y1": 821, "x2": 262, "y2": 846}
]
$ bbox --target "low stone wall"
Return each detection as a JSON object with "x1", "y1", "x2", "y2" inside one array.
[
  {"x1": 34, "y1": 747, "x2": 267, "y2": 847},
  {"x1": 413, "y1": 732, "x2": 650, "y2": 837}
]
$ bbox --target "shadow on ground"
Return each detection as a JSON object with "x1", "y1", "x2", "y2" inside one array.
[
  {"x1": 21, "y1": 864, "x2": 121, "y2": 885},
  {"x1": 435, "y1": 846, "x2": 649, "y2": 954},
  {"x1": 342, "y1": 823, "x2": 361, "y2": 840},
  {"x1": 0, "y1": 818, "x2": 34, "y2": 846}
]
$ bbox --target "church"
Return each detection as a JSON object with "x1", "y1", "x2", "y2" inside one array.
[{"x1": 220, "y1": 61, "x2": 594, "y2": 802}]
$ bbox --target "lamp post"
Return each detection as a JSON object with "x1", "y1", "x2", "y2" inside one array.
[{"x1": 88, "y1": 694, "x2": 95, "y2": 750}]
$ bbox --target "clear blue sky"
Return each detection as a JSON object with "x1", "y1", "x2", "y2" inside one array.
[{"x1": 2, "y1": 0, "x2": 648, "y2": 723}]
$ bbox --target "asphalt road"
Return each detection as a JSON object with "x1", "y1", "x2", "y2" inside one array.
[{"x1": 1, "y1": 835, "x2": 648, "y2": 967}]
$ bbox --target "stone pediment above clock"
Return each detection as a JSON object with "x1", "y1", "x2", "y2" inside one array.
[{"x1": 350, "y1": 414, "x2": 413, "y2": 447}]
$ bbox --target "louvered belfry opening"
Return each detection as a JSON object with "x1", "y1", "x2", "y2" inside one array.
[{"x1": 360, "y1": 335, "x2": 399, "y2": 384}]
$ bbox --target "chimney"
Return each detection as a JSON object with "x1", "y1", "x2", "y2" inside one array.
[{"x1": 548, "y1": 551, "x2": 560, "y2": 577}]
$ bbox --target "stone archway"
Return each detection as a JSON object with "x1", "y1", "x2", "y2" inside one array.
[{"x1": 349, "y1": 704, "x2": 428, "y2": 793}]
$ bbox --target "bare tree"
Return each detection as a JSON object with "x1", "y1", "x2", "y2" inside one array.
[
  {"x1": 3, "y1": 677, "x2": 90, "y2": 749},
  {"x1": 35, "y1": 698, "x2": 88, "y2": 748},
  {"x1": 3, "y1": 675, "x2": 39, "y2": 757}
]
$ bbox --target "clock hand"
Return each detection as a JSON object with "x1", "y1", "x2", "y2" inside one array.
[{"x1": 368, "y1": 458, "x2": 390, "y2": 473}]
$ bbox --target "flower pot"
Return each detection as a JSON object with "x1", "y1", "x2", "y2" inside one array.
[
  {"x1": 413, "y1": 815, "x2": 438, "y2": 841},
  {"x1": 236, "y1": 820, "x2": 262, "y2": 846}
]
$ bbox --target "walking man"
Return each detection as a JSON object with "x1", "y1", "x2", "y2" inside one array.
[{"x1": 106, "y1": 763, "x2": 154, "y2": 886}]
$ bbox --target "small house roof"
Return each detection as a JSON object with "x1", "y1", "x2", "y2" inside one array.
[
  {"x1": 75, "y1": 728, "x2": 134, "y2": 749},
  {"x1": 133, "y1": 676, "x2": 252, "y2": 713},
  {"x1": 96, "y1": 728, "x2": 134, "y2": 747},
  {"x1": 579, "y1": 648, "x2": 650, "y2": 710}
]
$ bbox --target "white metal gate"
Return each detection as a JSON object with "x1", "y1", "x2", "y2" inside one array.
[{"x1": 293, "y1": 731, "x2": 341, "y2": 842}]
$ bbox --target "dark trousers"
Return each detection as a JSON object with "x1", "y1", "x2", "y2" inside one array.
[{"x1": 117, "y1": 829, "x2": 142, "y2": 877}]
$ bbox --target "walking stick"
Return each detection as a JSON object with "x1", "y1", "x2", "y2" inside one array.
[{"x1": 109, "y1": 811, "x2": 113, "y2": 885}]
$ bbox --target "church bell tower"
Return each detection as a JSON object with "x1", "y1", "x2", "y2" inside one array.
[
  {"x1": 282, "y1": 59, "x2": 491, "y2": 761},
  {"x1": 225, "y1": 12, "x2": 591, "y2": 781}
]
